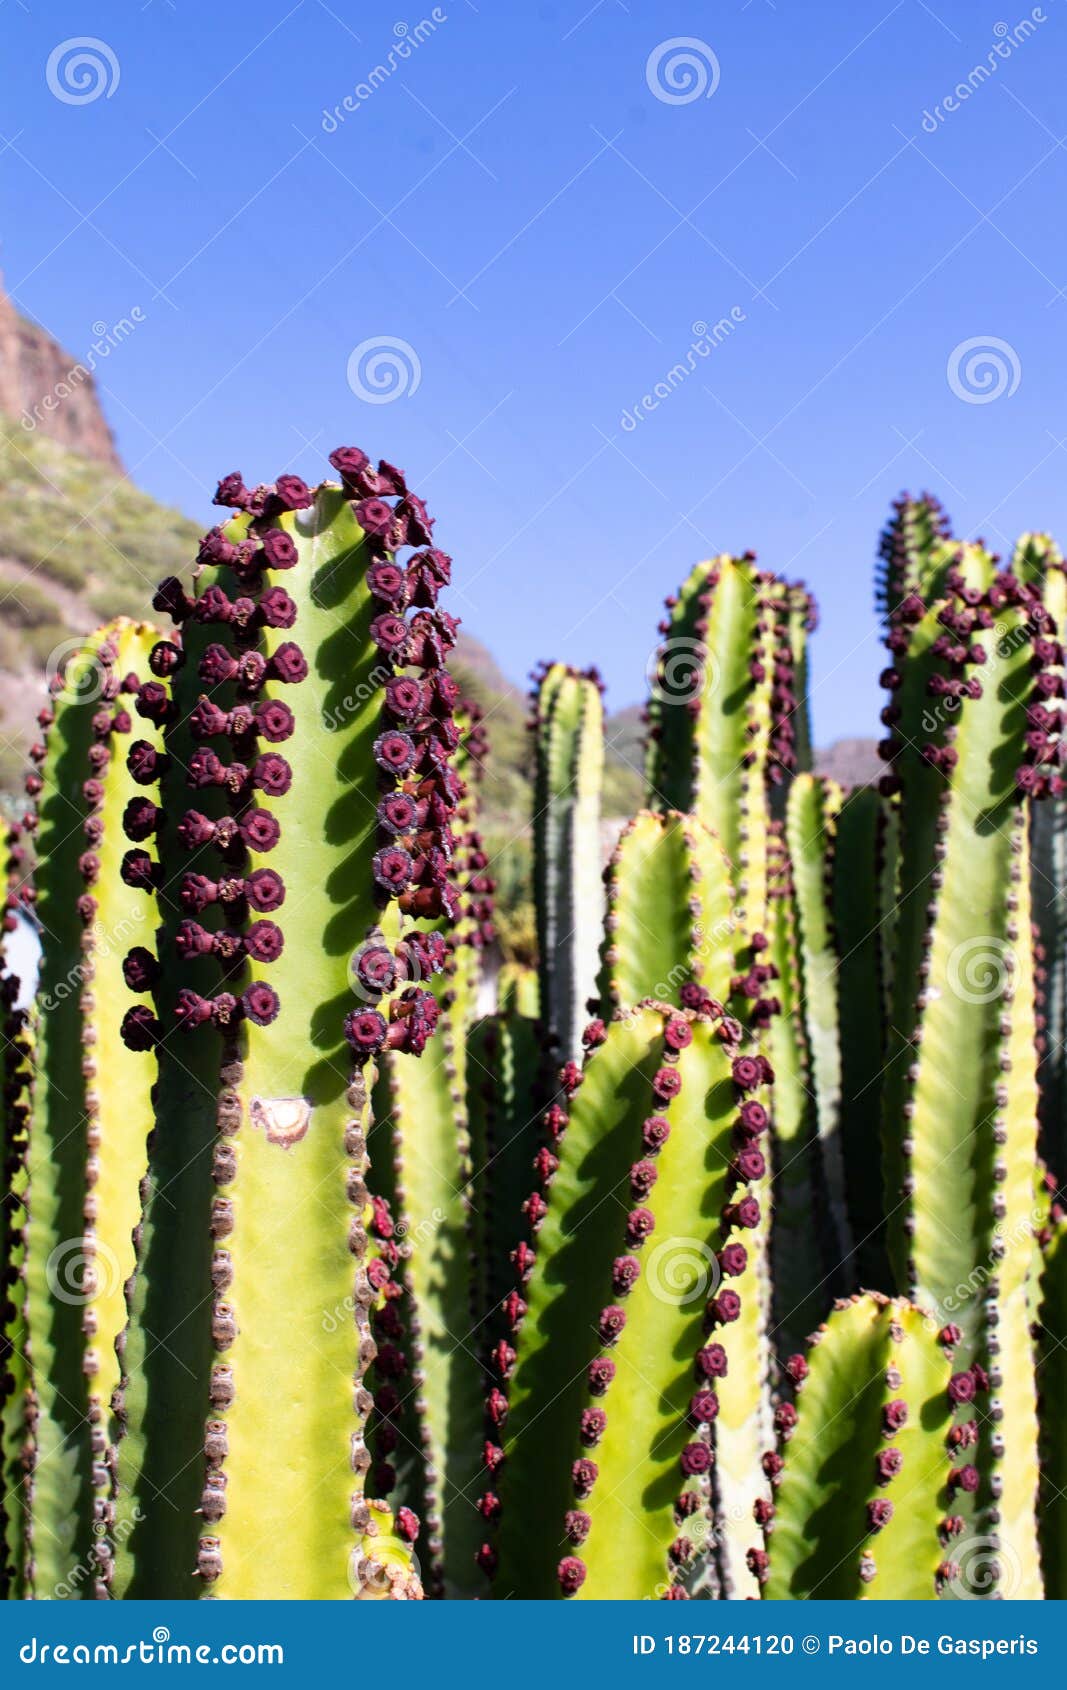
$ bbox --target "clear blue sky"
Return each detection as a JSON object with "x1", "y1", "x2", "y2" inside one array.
[{"x1": 4, "y1": 0, "x2": 1067, "y2": 744}]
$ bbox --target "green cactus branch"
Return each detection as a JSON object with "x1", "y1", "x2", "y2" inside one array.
[
  {"x1": 480, "y1": 1000, "x2": 773, "y2": 1599},
  {"x1": 531, "y1": 663, "x2": 604, "y2": 1064},
  {"x1": 879, "y1": 547, "x2": 1045, "y2": 1595},
  {"x1": 762, "y1": 1293, "x2": 953, "y2": 1599}
]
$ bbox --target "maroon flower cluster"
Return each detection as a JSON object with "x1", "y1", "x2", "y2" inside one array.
[
  {"x1": 878, "y1": 557, "x2": 1064, "y2": 799},
  {"x1": 120, "y1": 451, "x2": 460, "y2": 1060}
]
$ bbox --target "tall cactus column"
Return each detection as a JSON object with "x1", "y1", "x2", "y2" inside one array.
[
  {"x1": 18, "y1": 622, "x2": 162, "y2": 1599},
  {"x1": 370, "y1": 706, "x2": 492, "y2": 1596},
  {"x1": 115, "y1": 453, "x2": 450, "y2": 1599},
  {"x1": 878, "y1": 549, "x2": 1047, "y2": 1598},
  {"x1": 531, "y1": 664, "x2": 604, "y2": 1064}
]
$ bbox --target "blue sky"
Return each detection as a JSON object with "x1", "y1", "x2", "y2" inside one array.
[{"x1": 4, "y1": 0, "x2": 1067, "y2": 744}]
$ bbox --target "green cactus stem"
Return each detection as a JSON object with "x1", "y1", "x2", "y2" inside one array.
[
  {"x1": 18, "y1": 622, "x2": 161, "y2": 1599},
  {"x1": 1, "y1": 889, "x2": 33, "y2": 1598},
  {"x1": 466, "y1": 1007, "x2": 544, "y2": 1354},
  {"x1": 765, "y1": 823, "x2": 822, "y2": 1353},
  {"x1": 876, "y1": 493, "x2": 953, "y2": 621},
  {"x1": 832, "y1": 785, "x2": 894, "y2": 1287},
  {"x1": 496, "y1": 962, "x2": 538, "y2": 1017},
  {"x1": 112, "y1": 452, "x2": 451, "y2": 1598},
  {"x1": 646, "y1": 555, "x2": 789, "y2": 936},
  {"x1": 761, "y1": 1293, "x2": 954, "y2": 1599},
  {"x1": 784, "y1": 773, "x2": 851, "y2": 1292},
  {"x1": 879, "y1": 546, "x2": 1046, "y2": 1596},
  {"x1": 531, "y1": 663, "x2": 604, "y2": 1063},
  {"x1": 595, "y1": 810, "x2": 737, "y2": 1013},
  {"x1": 368, "y1": 701, "x2": 493, "y2": 1594},
  {"x1": 1038, "y1": 1217, "x2": 1067, "y2": 1596},
  {"x1": 1013, "y1": 534, "x2": 1067, "y2": 1178},
  {"x1": 479, "y1": 1000, "x2": 773, "y2": 1599}
]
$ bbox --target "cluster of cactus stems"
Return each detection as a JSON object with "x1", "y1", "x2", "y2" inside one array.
[{"x1": 5, "y1": 470, "x2": 1067, "y2": 1602}]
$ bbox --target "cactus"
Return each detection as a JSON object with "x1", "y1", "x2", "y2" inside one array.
[
  {"x1": 1013, "y1": 534, "x2": 1067, "y2": 1177},
  {"x1": 761, "y1": 1293, "x2": 955, "y2": 1598},
  {"x1": 784, "y1": 774, "x2": 851, "y2": 1288},
  {"x1": 764, "y1": 824, "x2": 822, "y2": 1351},
  {"x1": 1038, "y1": 1218, "x2": 1067, "y2": 1595},
  {"x1": 1, "y1": 883, "x2": 32, "y2": 1597},
  {"x1": 878, "y1": 544, "x2": 1045, "y2": 1597},
  {"x1": 531, "y1": 664, "x2": 604, "y2": 1064},
  {"x1": 877, "y1": 493, "x2": 953, "y2": 621},
  {"x1": 369, "y1": 709, "x2": 493, "y2": 1596},
  {"x1": 12, "y1": 623, "x2": 162, "y2": 1598},
  {"x1": 832, "y1": 785, "x2": 895, "y2": 1287},
  {"x1": 6, "y1": 472, "x2": 1067, "y2": 1604},
  {"x1": 596, "y1": 810, "x2": 737, "y2": 1012},
  {"x1": 478, "y1": 1000, "x2": 773, "y2": 1599},
  {"x1": 646, "y1": 556, "x2": 805, "y2": 935}
]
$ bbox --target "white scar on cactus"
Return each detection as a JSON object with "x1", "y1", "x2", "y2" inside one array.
[{"x1": 249, "y1": 1095, "x2": 312, "y2": 1148}]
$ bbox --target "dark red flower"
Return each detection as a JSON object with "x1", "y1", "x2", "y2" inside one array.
[
  {"x1": 121, "y1": 1005, "x2": 161, "y2": 1050},
  {"x1": 242, "y1": 983, "x2": 280, "y2": 1026},
  {"x1": 246, "y1": 868, "x2": 286, "y2": 911},
  {"x1": 679, "y1": 1442, "x2": 712, "y2": 1476},
  {"x1": 252, "y1": 754, "x2": 292, "y2": 796},
  {"x1": 344, "y1": 1008, "x2": 389, "y2": 1054},
  {"x1": 261, "y1": 528, "x2": 299, "y2": 570},
  {"x1": 557, "y1": 1557, "x2": 586, "y2": 1595},
  {"x1": 213, "y1": 472, "x2": 249, "y2": 508},
  {"x1": 269, "y1": 642, "x2": 308, "y2": 684},
  {"x1": 273, "y1": 475, "x2": 312, "y2": 511},
  {"x1": 253, "y1": 700, "x2": 295, "y2": 743}
]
